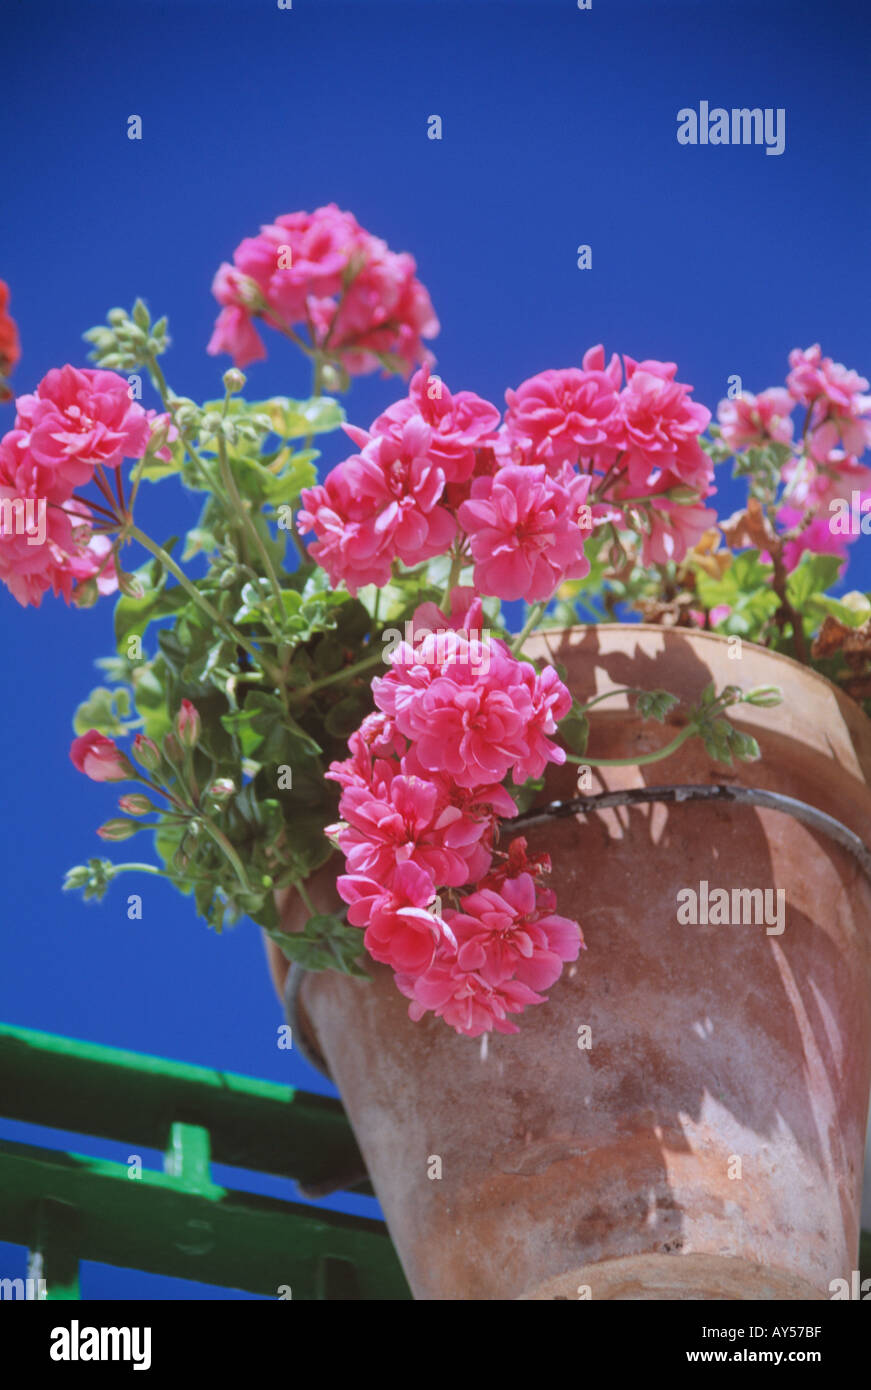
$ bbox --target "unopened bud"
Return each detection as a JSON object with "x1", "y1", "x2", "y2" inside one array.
[
  {"x1": 148, "y1": 418, "x2": 170, "y2": 453},
  {"x1": 117, "y1": 570, "x2": 145, "y2": 600},
  {"x1": 742, "y1": 685, "x2": 782, "y2": 707},
  {"x1": 73, "y1": 578, "x2": 99, "y2": 609},
  {"x1": 118, "y1": 793, "x2": 155, "y2": 816},
  {"x1": 176, "y1": 699, "x2": 201, "y2": 749},
  {"x1": 320, "y1": 363, "x2": 349, "y2": 394},
  {"x1": 206, "y1": 778, "x2": 235, "y2": 804},
  {"x1": 63, "y1": 865, "x2": 91, "y2": 890},
  {"x1": 223, "y1": 368, "x2": 246, "y2": 394},
  {"x1": 97, "y1": 818, "x2": 140, "y2": 842},
  {"x1": 132, "y1": 735, "x2": 162, "y2": 773}
]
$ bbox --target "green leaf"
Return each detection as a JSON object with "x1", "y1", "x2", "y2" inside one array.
[
  {"x1": 324, "y1": 693, "x2": 371, "y2": 739},
  {"x1": 510, "y1": 777, "x2": 541, "y2": 815},
  {"x1": 73, "y1": 686, "x2": 132, "y2": 738},
  {"x1": 558, "y1": 706, "x2": 589, "y2": 755},
  {"x1": 635, "y1": 689, "x2": 680, "y2": 722},
  {"x1": 115, "y1": 582, "x2": 188, "y2": 647},
  {"x1": 266, "y1": 913, "x2": 369, "y2": 977},
  {"x1": 786, "y1": 553, "x2": 843, "y2": 612},
  {"x1": 808, "y1": 590, "x2": 871, "y2": 628}
]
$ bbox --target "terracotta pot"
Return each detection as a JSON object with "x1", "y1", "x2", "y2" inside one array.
[{"x1": 265, "y1": 625, "x2": 871, "y2": 1300}]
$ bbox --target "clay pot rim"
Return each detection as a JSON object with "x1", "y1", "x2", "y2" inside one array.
[{"x1": 524, "y1": 621, "x2": 868, "y2": 726}]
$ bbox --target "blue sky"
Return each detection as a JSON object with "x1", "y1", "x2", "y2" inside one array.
[{"x1": 1, "y1": 0, "x2": 869, "y2": 1297}]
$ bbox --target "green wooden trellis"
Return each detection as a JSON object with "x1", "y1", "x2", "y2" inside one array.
[{"x1": 0, "y1": 1022, "x2": 410, "y2": 1300}]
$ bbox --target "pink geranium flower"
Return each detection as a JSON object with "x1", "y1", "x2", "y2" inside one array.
[
  {"x1": 716, "y1": 388, "x2": 795, "y2": 452},
  {"x1": 330, "y1": 769, "x2": 493, "y2": 890},
  {"x1": 395, "y1": 955, "x2": 545, "y2": 1036},
  {"x1": 67, "y1": 532, "x2": 119, "y2": 597},
  {"x1": 298, "y1": 416, "x2": 456, "y2": 592},
  {"x1": 70, "y1": 730, "x2": 132, "y2": 782},
  {"x1": 206, "y1": 303, "x2": 267, "y2": 369},
  {"x1": 504, "y1": 352, "x2": 622, "y2": 471},
  {"x1": 373, "y1": 632, "x2": 571, "y2": 788},
  {"x1": 370, "y1": 366, "x2": 501, "y2": 483},
  {"x1": 459, "y1": 464, "x2": 593, "y2": 602},
  {"x1": 786, "y1": 346, "x2": 871, "y2": 465},
  {"x1": 448, "y1": 872, "x2": 583, "y2": 991},
  {"x1": 787, "y1": 345, "x2": 871, "y2": 414},
  {"x1": 208, "y1": 204, "x2": 439, "y2": 377},
  {"x1": 15, "y1": 366, "x2": 150, "y2": 493},
  {"x1": 338, "y1": 860, "x2": 449, "y2": 975},
  {"x1": 618, "y1": 357, "x2": 712, "y2": 494},
  {"x1": 410, "y1": 585, "x2": 486, "y2": 643},
  {"x1": 0, "y1": 430, "x2": 121, "y2": 608}
]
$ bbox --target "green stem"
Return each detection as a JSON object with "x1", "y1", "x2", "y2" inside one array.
[
  {"x1": 443, "y1": 545, "x2": 466, "y2": 604},
  {"x1": 139, "y1": 353, "x2": 219, "y2": 502},
  {"x1": 128, "y1": 525, "x2": 271, "y2": 675},
  {"x1": 111, "y1": 862, "x2": 167, "y2": 877},
  {"x1": 511, "y1": 601, "x2": 548, "y2": 655},
  {"x1": 216, "y1": 435, "x2": 285, "y2": 616},
  {"x1": 576, "y1": 687, "x2": 643, "y2": 714},
  {"x1": 295, "y1": 878, "x2": 316, "y2": 916},
  {"x1": 564, "y1": 724, "x2": 696, "y2": 768},
  {"x1": 200, "y1": 819, "x2": 252, "y2": 892},
  {"x1": 299, "y1": 649, "x2": 384, "y2": 696}
]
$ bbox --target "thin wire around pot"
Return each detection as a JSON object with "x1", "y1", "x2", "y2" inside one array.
[
  {"x1": 513, "y1": 783, "x2": 871, "y2": 881},
  {"x1": 284, "y1": 782, "x2": 871, "y2": 1104}
]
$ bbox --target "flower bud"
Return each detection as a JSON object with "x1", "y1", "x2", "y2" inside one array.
[
  {"x1": 174, "y1": 405, "x2": 200, "y2": 430},
  {"x1": 73, "y1": 577, "x2": 99, "y2": 609},
  {"x1": 97, "y1": 818, "x2": 140, "y2": 842},
  {"x1": 132, "y1": 734, "x2": 162, "y2": 773},
  {"x1": 63, "y1": 865, "x2": 92, "y2": 890},
  {"x1": 742, "y1": 685, "x2": 782, "y2": 707},
  {"x1": 176, "y1": 699, "x2": 201, "y2": 749},
  {"x1": 718, "y1": 684, "x2": 743, "y2": 706},
  {"x1": 148, "y1": 417, "x2": 170, "y2": 453},
  {"x1": 320, "y1": 363, "x2": 349, "y2": 394},
  {"x1": 205, "y1": 777, "x2": 235, "y2": 804},
  {"x1": 223, "y1": 368, "x2": 246, "y2": 395},
  {"x1": 730, "y1": 730, "x2": 761, "y2": 761},
  {"x1": 118, "y1": 793, "x2": 156, "y2": 816},
  {"x1": 117, "y1": 570, "x2": 146, "y2": 600}
]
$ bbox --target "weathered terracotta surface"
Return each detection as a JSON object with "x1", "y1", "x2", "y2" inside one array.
[{"x1": 266, "y1": 626, "x2": 871, "y2": 1300}]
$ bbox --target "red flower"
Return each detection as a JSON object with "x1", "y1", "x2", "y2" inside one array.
[{"x1": 0, "y1": 281, "x2": 21, "y2": 403}]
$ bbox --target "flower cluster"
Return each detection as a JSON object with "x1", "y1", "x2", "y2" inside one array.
[
  {"x1": 500, "y1": 347, "x2": 717, "y2": 565},
  {"x1": 300, "y1": 348, "x2": 716, "y2": 597},
  {"x1": 208, "y1": 203, "x2": 439, "y2": 376},
  {"x1": 326, "y1": 592, "x2": 584, "y2": 1035},
  {"x1": 716, "y1": 346, "x2": 871, "y2": 573},
  {"x1": 0, "y1": 279, "x2": 20, "y2": 403},
  {"x1": 0, "y1": 366, "x2": 154, "y2": 607}
]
